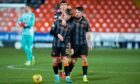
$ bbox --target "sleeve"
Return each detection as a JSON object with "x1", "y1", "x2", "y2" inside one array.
[
  {"x1": 27, "y1": 13, "x2": 35, "y2": 27},
  {"x1": 86, "y1": 20, "x2": 90, "y2": 32},
  {"x1": 50, "y1": 21, "x2": 58, "y2": 37},
  {"x1": 17, "y1": 15, "x2": 23, "y2": 24}
]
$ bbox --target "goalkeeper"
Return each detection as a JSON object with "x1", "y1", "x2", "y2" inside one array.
[{"x1": 17, "y1": 5, "x2": 35, "y2": 66}]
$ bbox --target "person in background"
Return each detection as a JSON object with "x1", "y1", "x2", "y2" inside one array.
[{"x1": 17, "y1": 5, "x2": 35, "y2": 66}]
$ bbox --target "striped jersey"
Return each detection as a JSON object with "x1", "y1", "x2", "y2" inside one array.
[
  {"x1": 71, "y1": 16, "x2": 90, "y2": 45},
  {"x1": 50, "y1": 20, "x2": 73, "y2": 47}
]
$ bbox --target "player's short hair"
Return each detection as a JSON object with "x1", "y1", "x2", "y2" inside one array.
[
  {"x1": 26, "y1": 0, "x2": 32, "y2": 8},
  {"x1": 76, "y1": 7, "x2": 84, "y2": 12},
  {"x1": 65, "y1": 8, "x2": 72, "y2": 16},
  {"x1": 26, "y1": 4, "x2": 31, "y2": 7},
  {"x1": 60, "y1": 0, "x2": 67, "y2": 5}
]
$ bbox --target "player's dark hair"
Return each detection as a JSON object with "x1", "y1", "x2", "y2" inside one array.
[
  {"x1": 65, "y1": 8, "x2": 72, "y2": 16},
  {"x1": 60, "y1": 0, "x2": 67, "y2": 4},
  {"x1": 26, "y1": 0, "x2": 32, "y2": 8},
  {"x1": 26, "y1": 4, "x2": 31, "y2": 7},
  {"x1": 76, "y1": 7, "x2": 84, "y2": 12}
]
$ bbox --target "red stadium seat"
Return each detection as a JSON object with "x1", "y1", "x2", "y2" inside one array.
[
  {"x1": 0, "y1": 0, "x2": 139, "y2": 33},
  {"x1": 29, "y1": 0, "x2": 140, "y2": 33}
]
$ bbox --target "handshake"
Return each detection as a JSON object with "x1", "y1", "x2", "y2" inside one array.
[{"x1": 18, "y1": 22, "x2": 27, "y2": 27}]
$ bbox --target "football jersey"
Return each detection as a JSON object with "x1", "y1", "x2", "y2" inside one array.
[
  {"x1": 50, "y1": 20, "x2": 73, "y2": 47},
  {"x1": 71, "y1": 16, "x2": 90, "y2": 45},
  {"x1": 17, "y1": 12, "x2": 35, "y2": 36}
]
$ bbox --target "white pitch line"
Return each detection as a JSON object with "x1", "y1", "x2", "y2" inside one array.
[
  {"x1": 7, "y1": 65, "x2": 140, "y2": 74},
  {"x1": 7, "y1": 65, "x2": 47, "y2": 71}
]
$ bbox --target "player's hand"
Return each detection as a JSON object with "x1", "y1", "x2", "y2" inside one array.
[
  {"x1": 88, "y1": 41, "x2": 92, "y2": 51},
  {"x1": 57, "y1": 34, "x2": 64, "y2": 41},
  {"x1": 19, "y1": 22, "x2": 26, "y2": 27},
  {"x1": 88, "y1": 46, "x2": 92, "y2": 51},
  {"x1": 66, "y1": 49, "x2": 74, "y2": 55}
]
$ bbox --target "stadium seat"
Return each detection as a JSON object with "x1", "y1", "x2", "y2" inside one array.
[{"x1": 0, "y1": 0, "x2": 139, "y2": 33}]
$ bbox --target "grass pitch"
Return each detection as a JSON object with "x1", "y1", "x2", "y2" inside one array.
[{"x1": 0, "y1": 48, "x2": 140, "y2": 84}]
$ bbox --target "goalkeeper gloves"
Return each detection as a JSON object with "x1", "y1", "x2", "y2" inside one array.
[{"x1": 19, "y1": 22, "x2": 26, "y2": 27}]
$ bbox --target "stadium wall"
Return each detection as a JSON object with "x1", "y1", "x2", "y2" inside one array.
[
  {"x1": 0, "y1": 32, "x2": 140, "y2": 49},
  {"x1": 0, "y1": 0, "x2": 140, "y2": 49}
]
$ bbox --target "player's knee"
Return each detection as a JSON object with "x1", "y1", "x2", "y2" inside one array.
[
  {"x1": 71, "y1": 58, "x2": 77, "y2": 64},
  {"x1": 82, "y1": 62, "x2": 88, "y2": 66},
  {"x1": 57, "y1": 57, "x2": 62, "y2": 63},
  {"x1": 82, "y1": 59, "x2": 88, "y2": 66},
  {"x1": 52, "y1": 63, "x2": 58, "y2": 66},
  {"x1": 63, "y1": 57, "x2": 69, "y2": 64},
  {"x1": 81, "y1": 55, "x2": 87, "y2": 61},
  {"x1": 72, "y1": 60, "x2": 76, "y2": 64},
  {"x1": 52, "y1": 58, "x2": 58, "y2": 64}
]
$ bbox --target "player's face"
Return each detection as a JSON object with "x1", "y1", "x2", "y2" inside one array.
[
  {"x1": 60, "y1": 3, "x2": 67, "y2": 11},
  {"x1": 63, "y1": 13, "x2": 71, "y2": 21},
  {"x1": 25, "y1": 6, "x2": 30, "y2": 12},
  {"x1": 75, "y1": 9, "x2": 83, "y2": 18}
]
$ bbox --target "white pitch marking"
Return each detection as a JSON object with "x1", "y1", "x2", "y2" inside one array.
[
  {"x1": 7, "y1": 65, "x2": 47, "y2": 71},
  {"x1": 7, "y1": 65, "x2": 140, "y2": 74}
]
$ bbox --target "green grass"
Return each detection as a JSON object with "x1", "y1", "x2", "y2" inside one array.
[{"x1": 0, "y1": 48, "x2": 140, "y2": 84}]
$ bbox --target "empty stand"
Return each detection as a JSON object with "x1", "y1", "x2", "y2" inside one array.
[{"x1": 0, "y1": 0, "x2": 139, "y2": 33}]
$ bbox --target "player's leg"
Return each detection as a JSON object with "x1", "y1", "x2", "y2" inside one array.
[
  {"x1": 22, "y1": 35, "x2": 34, "y2": 66},
  {"x1": 26, "y1": 35, "x2": 34, "y2": 65},
  {"x1": 80, "y1": 44, "x2": 88, "y2": 82},
  {"x1": 52, "y1": 57, "x2": 60, "y2": 83},
  {"x1": 21, "y1": 35, "x2": 30, "y2": 65},
  {"x1": 69, "y1": 45, "x2": 79, "y2": 75},
  {"x1": 51, "y1": 47, "x2": 61, "y2": 83},
  {"x1": 62, "y1": 47, "x2": 72, "y2": 83},
  {"x1": 81, "y1": 55, "x2": 88, "y2": 82},
  {"x1": 58, "y1": 58, "x2": 62, "y2": 71},
  {"x1": 63, "y1": 56, "x2": 72, "y2": 83},
  {"x1": 69, "y1": 58, "x2": 77, "y2": 74},
  {"x1": 58, "y1": 57, "x2": 65, "y2": 79}
]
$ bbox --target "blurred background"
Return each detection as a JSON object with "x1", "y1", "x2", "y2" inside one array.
[
  {"x1": 0, "y1": 0, "x2": 140, "y2": 84},
  {"x1": 0, "y1": 0, "x2": 140, "y2": 49}
]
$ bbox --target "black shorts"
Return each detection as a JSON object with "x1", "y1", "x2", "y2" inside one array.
[
  {"x1": 51, "y1": 47, "x2": 68, "y2": 57},
  {"x1": 71, "y1": 44, "x2": 88, "y2": 58}
]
